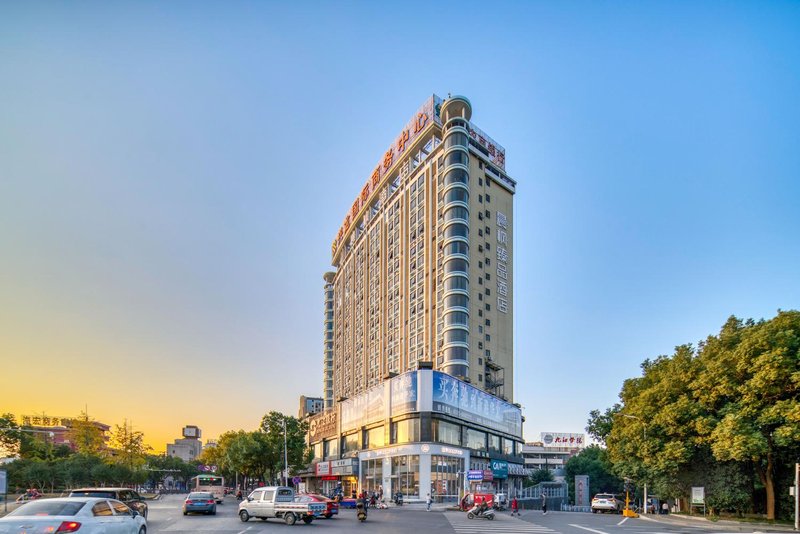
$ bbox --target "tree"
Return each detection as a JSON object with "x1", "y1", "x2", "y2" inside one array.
[
  {"x1": 565, "y1": 446, "x2": 622, "y2": 500},
  {"x1": 525, "y1": 468, "x2": 554, "y2": 487},
  {"x1": 109, "y1": 420, "x2": 151, "y2": 470},
  {"x1": 695, "y1": 311, "x2": 800, "y2": 520},
  {"x1": 586, "y1": 405, "x2": 620, "y2": 446},
  {"x1": 260, "y1": 412, "x2": 311, "y2": 481},
  {"x1": 66, "y1": 412, "x2": 106, "y2": 456},
  {"x1": 0, "y1": 413, "x2": 22, "y2": 456}
]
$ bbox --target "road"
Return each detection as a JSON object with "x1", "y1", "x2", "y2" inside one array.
[{"x1": 144, "y1": 495, "x2": 789, "y2": 534}]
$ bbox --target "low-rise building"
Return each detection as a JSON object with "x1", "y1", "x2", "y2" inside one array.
[{"x1": 166, "y1": 425, "x2": 203, "y2": 461}]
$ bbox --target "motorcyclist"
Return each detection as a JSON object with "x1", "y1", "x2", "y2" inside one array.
[{"x1": 236, "y1": 489, "x2": 243, "y2": 501}]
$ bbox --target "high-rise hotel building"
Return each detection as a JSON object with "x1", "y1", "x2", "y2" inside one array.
[{"x1": 308, "y1": 95, "x2": 525, "y2": 501}]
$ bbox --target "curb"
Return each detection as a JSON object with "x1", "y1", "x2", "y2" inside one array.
[{"x1": 637, "y1": 513, "x2": 797, "y2": 532}]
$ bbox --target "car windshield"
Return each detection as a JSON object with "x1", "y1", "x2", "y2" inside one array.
[
  {"x1": 9, "y1": 501, "x2": 86, "y2": 517},
  {"x1": 71, "y1": 491, "x2": 116, "y2": 498},
  {"x1": 188, "y1": 493, "x2": 212, "y2": 499}
]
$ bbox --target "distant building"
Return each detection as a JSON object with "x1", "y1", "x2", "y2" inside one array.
[
  {"x1": 521, "y1": 433, "x2": 586, "y2": 480},
  {"x1": 18, "y1": 414, "x2": 110, "y2": 452},
  {"x1": 298, "y1": 396, "x2": 324, "y2": 419},
  {"x1": 166, "y1": 425, "x2": 203, "y2": 461}
]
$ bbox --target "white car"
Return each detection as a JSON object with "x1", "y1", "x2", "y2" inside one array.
[
  {"x1": 0, "y1": 497, "x2": 147, "y2": 533},
  {"x1": 591, "y1": 493, "x2": 622, "y2": 513}
]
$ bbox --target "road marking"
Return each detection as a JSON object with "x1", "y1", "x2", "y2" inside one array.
[
  {"x1": 617, "y1": 517, "x2": 629, "y2": 526},
  {"x1": 446, "y1": 511, "x2": 556, "y2": 532},
  {"x1": 236, "y1": 527, "x2": 254, "y2": 534},
  {"x1": 569, "y1": 524, "x2": 611, "y2": 534}
]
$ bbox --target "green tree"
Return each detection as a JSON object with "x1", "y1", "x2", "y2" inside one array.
[
  {"x1": 695, "y1": 312, "x2": 800, "y2": 520},
  {"x1": 565, "y1": 445, "x2": 622, "y2": 500},
  {"x1": 66, "y1": 412, "x2": 106, "y2": 456},
  {"x1": 586, "y1": 405, "x2": 620, "y2": 446},
  {"x1": 110, "y1": 420, "x2": 151, "y2": 470},
  {"x1": 260, "y1": 412, "x2": 311, "y2": 482},
  {"x1": 0, "y1": 413, "x2": 23, "y2": 456},
  {"x1": 525, "y1": 468, "x2": 554, "y2": 487}
]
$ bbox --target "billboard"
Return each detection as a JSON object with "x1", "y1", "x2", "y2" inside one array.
[
  {"x1": 541, "y1": 432, "x2": 585, "y2": 448},
  {"x1": 432, "y1": 371, "x2": 522, "y2": 437},
  {"x1": 390, "y1": 371, "x2": 418, "y2": 415}
]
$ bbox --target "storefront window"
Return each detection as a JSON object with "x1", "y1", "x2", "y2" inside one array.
[
  {"x1": 391, "y1": 455, "x2": 420, "y2": 498},
  {"x1": 488, "y1": 434, "x2": 501, "y2": 453},
  {"x1": 391, "y1": 419, "x2": 419, "y2": 444},
  {"x1": 432, "y1": 419, "x2": 461, "y2": 446},
  {"x1": 430, "y1": 455, "x2": 464, "y2": 503},
  {"x1": 362, "y1": 458, "x2": 383, "y2": 494},
  {"x1": 342, "y1": 432, "x2": 359, "y2": 454},
  {"x1": 464, "y1": 428, "x2": 486, "y2": 451},
  {"x1": 313, "y1": 442, "x2": 323, "y2": 461},
  {"x1": 365, "y1": 426, "x2": 384, "y2": 449}
]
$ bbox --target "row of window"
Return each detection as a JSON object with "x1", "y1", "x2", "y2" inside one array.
[{"x1": 312, "y1": 417, "x2": 521, "y2": 461}]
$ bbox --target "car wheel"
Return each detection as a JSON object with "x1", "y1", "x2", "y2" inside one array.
[
  {"x1": 211, "y1": 509, "x2": 217, "y2": 515},
  {"x1": 183, "y1": 511, "x2": 187, "y2": 515},
  {"x1": 324, "y1": 513, "x2": 332, "y2": 519},
  {"x1": 138, "y1": 528, "x2": 146, "y2": 534},
  {"x1": 303, "y1": 516, "x2": 313, "y2": 524},
  {"x1": 239, "y1": 509, "x2": 250, "y2": 522},
  {"x1": 284, "y1": 512, "x2": 297, "y2": 526}
]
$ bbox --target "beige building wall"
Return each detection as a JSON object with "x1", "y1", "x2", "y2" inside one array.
[{"x1": 328, "y1": 95, "x2": 515, "y2": 404}]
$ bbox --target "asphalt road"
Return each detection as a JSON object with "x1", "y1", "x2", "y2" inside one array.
[{"x1": 144, "y1": 495, "x2": 787, "y2": 534}]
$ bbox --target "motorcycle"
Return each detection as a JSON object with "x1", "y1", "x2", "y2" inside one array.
[
  {"x1": 356, "y1": 499, "x2": 368, "y2": 522},
  {"x1": 393, "y1": 492, "x2": 403, "y2": 506},
  {"x1": 467, "y1": 503, "x2": 495, "y2": 520}
]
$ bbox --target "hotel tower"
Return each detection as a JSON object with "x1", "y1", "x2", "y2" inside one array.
[{"x1": 309, "y1": 95, "x2": 524, "y2": 501}]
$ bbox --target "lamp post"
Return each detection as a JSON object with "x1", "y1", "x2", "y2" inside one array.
[
  {"x1": 283, "y1": 416, "x2": 289, "y2": 487},
  {"x1": 621, "y1": 414, "x2": 648, "y2": 514}
]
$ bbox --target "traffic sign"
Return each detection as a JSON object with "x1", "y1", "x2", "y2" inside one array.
[
  {"x1": 292, "y1": 476, "x2": 302, "y2": 485},
  {"x1": 0, "y1": 470, "x2": 6, "y2": 494}
]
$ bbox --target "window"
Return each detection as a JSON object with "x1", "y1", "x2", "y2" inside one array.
[
  {"x1": 486, "y1": 195, "x2": 491, "y2": 203},
  {"x1": 478, "y1": 310, "x2": 483, "y2": 317},
  {"x1": 485, "y1": 288, "x2": 491, "y2": 296},
  {"x1": 485, "y1": 273, "x2": 491, "y2": 281},
  {"x1": 92, "y1": 502, "x2": 113, "y2": 517},
  {"x1": 478, "y1": 325, "x2": 483, "y2": 333},
  {"x1": 478, "y1": 194, "x2": 483, "y2": 203},
  {"x1": 478, "y1": 357, "x2": 483, "y2": 365},
  {"x1": 366, "y1": 426, "x2": 384, "y2": 449},
  {"x1": 478, "y1": 277, "x2": 483, "y2": 285},
  {"x1": 342, "y1": 432, "x2": 359, "y2": 453},
  {"x1": 478, "y1": 177, "x2": 483, "y2": 185},
  {"x1": 478, "y1": 229, "x2": 483, "y2": 237},
  {"x1": 478, "y1": 342, "x2": 483, "y2": 349},
  {"x1": 392, "y1": 419, "x2": 420, "y2": 444},
  {"x1": 485, "y1": 349, "x2": 491, "y2": 357},
  {"x1": 486, "y1": 319, "x2": 491, "y2": 326},
  {"x1": 478, "y1": 293, "x2": 483, "y2": 301},
  {"x1": 478, "y1": 374, "x2": 483, "y2": 382},
  {"x1": 486, "y1": 333, "x2": 491, "y2": 341},
  {"x1": 485, "y1": 304, "x2": 491, "y2": 311},
  {"x1": 485, "y1": 226, "x2": 491, "y2": 235},
  {"x1": 111, "y1": 501, "x2": 131, "y2": 516},
  {"x1": 478, "y1": 261, "x2": 483, "y2": 268},
  {"x1": 489, "y1": 434, "x2": 501, "y2": 453},
  {"x1": 464, "y1": 428, "x2": 487, "y2": 451},
  {"x1": 433, "y1": 419, "x2": 461, "y2": 446}
]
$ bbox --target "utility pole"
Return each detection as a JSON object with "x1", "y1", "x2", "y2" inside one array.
[{"x1": 283, "y1": 416, "x2": 289, "y2": 487}]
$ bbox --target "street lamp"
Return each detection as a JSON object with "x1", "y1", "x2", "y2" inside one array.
[
  {"x1": 621, "y1": 414, "x2": 648, "y2": 514},
  {"x1": 283, "y1": 416, "x2": 289, "y2": 487}
]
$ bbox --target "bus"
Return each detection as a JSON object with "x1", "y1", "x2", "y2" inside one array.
[{"x1": 191, "y1": 474, "x2": 225, "y2": 503}]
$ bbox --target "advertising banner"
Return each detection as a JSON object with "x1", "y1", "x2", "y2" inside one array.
[
  {"x1": 541, "y1": 432, "x2": 585, "y2": 448},
  {"x1": 467, "y1": 470, "x2": 484, "y2": 481},
  {"x1": 315, "y1": 462, "x2": 331, "y2": 476},
  {"x1": 432, "y1": 371, "x2": 522, "y2": 436},
  {"x1": 390, "y1": 371, "x2": 418, "y2": 416},
  {"x1": 340, "y1": 382, "x2": 385, "y2": 431},
  {"x1": 490, "y1": 460, "x2": 508, "y2": 480},
  {"x1": 691, "y1": 487, "x2": 705, "y2": 505}
]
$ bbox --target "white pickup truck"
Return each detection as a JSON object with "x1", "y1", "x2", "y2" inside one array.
[{"x1": 238, "y1": 486, "x2": 326, "y2": 525}]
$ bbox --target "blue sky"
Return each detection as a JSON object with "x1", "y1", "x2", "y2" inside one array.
[{"x1": 1, "y1": 1, "x2": 798, "y2": 448}]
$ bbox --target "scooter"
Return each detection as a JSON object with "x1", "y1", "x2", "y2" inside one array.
[
  {"x1": 467, "y1": 503, "x2": 495, "y2": 520},
  {"x1": 356, "y1": 500, "x2": 368, "y2": 522},
  {"x1": 393, "y1": 492, "x2": 403, "y2": 506}
]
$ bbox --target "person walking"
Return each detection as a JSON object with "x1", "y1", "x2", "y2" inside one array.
[
  {"x1": 541, "y1": 493, "x2": 547, "y2": 515},
  {"x1": 510, "y1": 496, "x2": 519, "y2": 517},
  {"x1": 426, "y1": 492, "x2": 432, "y2": 511}
]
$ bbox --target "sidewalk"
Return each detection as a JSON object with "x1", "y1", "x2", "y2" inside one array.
[{"x1": 638, "y1": 512, "x2": 797, "y2": 532}]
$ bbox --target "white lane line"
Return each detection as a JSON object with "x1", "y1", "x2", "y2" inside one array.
[
  {"x1": 236, "y1": 527, "x2": 254, "y2": 534},
  {"x1": 569, "y1": 524, "x2": 611, "y2": 534},
  {"x1": 617, "y1": 517, "x2": 629, "y2": 526}
]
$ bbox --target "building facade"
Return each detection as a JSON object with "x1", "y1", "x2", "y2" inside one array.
[
  {"x1": 521, "y1": 433, "x2": 587, "y2": 481},
  {"x1": 166, "y1": 425, "x2": 203, "y2": 462},
  {"x1": 308, "y1": 95, "x2": 524, "y2": 501},
  {"x1": 298, "y1": 395, "x2": 324, "y2": 418}
]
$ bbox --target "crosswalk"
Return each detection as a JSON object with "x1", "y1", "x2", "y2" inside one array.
[{"x1": 445, "y1": 511, "x2": 558, "y2": 533}]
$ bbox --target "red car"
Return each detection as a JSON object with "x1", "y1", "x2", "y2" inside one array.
[{"x1": 295, "y1": 493, "x2": 339, "y2": 519}]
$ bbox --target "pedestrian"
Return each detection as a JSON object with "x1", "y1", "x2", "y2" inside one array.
[
  {"x1": 511, "y1": 496, "x2": 519, "y2": 517},
  {"x1": 541, "y1": 493, "x2": 547, "y2": 515},
  {"x1": 661, "y1": 501, "x2": 669, "y2": 515},
  {"x1": 426, "y1": 492, "x2": 432, "y2": 511}
]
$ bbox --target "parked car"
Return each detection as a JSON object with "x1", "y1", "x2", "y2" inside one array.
[
  {"x1": 69, "y1": 487, "x2": 148, "y2": 518},
  {"x1": 183, "y1": 491, "x2": 217, "y2": 515},
  {"x1": 591, "y1": 493, "x2": 623, "y2": 513},
  {"x1": 295, "y1": 493, "x2": 339, "y2": 519},
  {"x1": 0, "y1": 497, "x2": 147, "y2": 533}
]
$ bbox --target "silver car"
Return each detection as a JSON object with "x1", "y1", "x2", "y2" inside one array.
[{"x1": 0, "y1": 497, "x2": 147, "y2": 533}]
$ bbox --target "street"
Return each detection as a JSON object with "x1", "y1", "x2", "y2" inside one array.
[{"x1": 143, "y1": 495, "x2": 791, "y2": 534}]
